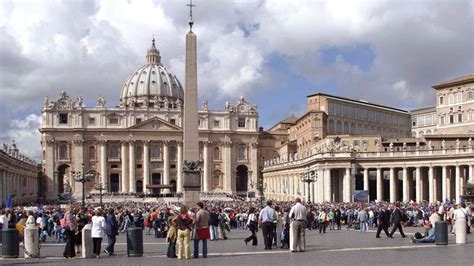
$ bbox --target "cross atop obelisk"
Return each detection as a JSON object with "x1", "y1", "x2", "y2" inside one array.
[
  {"x1": 182, "y1": 0, "x2": 200, "y2": 205},
  {"x1": 187, "y1": 0, "x2": 195, "y2": 30}
]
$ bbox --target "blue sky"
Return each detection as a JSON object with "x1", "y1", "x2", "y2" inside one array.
[{"x1": 0, "y1": 0, "x2": 473, "y2": 160}]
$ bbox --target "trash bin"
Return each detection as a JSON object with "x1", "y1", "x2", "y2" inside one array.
[
  {"x1": 127, "y1": 227, "x2": 143, "y2": 257},
  {"x1": 1, "y1": 228, "x2": 20, "y2": 258},
  {"x1": 435, "y1": 221, "x2": 448, "y2": 245}
]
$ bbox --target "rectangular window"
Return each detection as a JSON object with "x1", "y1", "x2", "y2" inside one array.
[
  {"x1": 457, "y1": 92, "x2": 462, "y2": 102},
  {"x1": 170, "y1": 119, "x2": 176, "y2": 125},
  {"x1": 214, "y1": 120, "x2": 220, "y2": 127},
  {"x1": 439, "y1": 96, "x2": 444, "y2": 105},
  {"x1": 440, "y1": 116, "x2": 445, "y2": 125},
  {"x1": 88, "y1": 117, "x2": 95, "y2": 125},
  {"x1": 412, "y1": 119, "x2": 416, "y2": 126},
  {"x1": 458, "y1": 113, "x2": 463, "y2": 123},
  {"x1": 450, "y1": 115, "x2": 454, "y2": 124},
  {"x1": 109, "y1": 118, "x2": 119, "y2": 124},
  {"x1": 59, "y1": 113, "x2": 68, "y2": 124},
  {"x1": 238, "y1": 118, "x2": 246, "y2": 128},
  {"x1": 135, "y1": 118, "x2": 142, "y2": 124}
]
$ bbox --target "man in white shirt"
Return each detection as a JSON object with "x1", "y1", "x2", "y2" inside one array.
[
  {"x1": 259, "y1": 201, "x2": 276, "y2": 250},
  {"x1": 289, "y1": 198, "x2": 307, "y2": 252},
  {"x1": 0, "y1": 209, "x2": 8, "y2": 230}
]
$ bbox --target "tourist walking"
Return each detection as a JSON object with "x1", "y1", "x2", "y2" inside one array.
[
  {"x1": 209, "y1": 208, "x2": 219, "y2": 240},
  {"x1": 376, "y1": 208, "x2": 391, "y2": 238},
  {"x1": 389, "y1": 204, "x2": 407, "y2": 238},
  {"x1": 194, "y1": 202, "x2": 210, "y2": 258},
  {"x1": 91, "y1": 208, "x2": 106, "y2": 258},
  {"x1": 173, "y1": 205, "x2": 194, "y2": 260},
  {"x1": 259, "y1": 201, "x2": 276, "y2": 250},
  {"x1": 104, "y1": 208, "x2": 118, "y2": 256},
  {"x1": 244, "y1": 207, "x2": 258, "y2": 246},
  {"x1": 62, "y1": 206, "x2": 78, "y2": 259},
  {"x1": 289, "y1": 198, "x2": 307, "y2": 252},
  {"x1": 318, "y1": 209, "x2": 327, "y2": 234},
  {"x1": 274, "y1": 206, "x2": 283, "y2": 247},
  {"x1": 166, "y1": 209, "x2": 177, "y2": 258},
  {"x1": 357, "y1": 207, "x2": 368, "y2": 233}
]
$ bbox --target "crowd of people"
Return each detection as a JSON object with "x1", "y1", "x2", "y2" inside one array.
[{"x1": 0, "y1": 198, "x2": 472, "y2": 259}]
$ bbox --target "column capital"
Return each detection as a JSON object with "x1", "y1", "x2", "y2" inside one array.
[
  {"x1": 72, "y1": 139, "x2": 84, "y2": 145},
  {"x1": 98, "y1": 140, "x2": 107, "y2": 145},
  {"x1": 142, "y1": 140, "x2": 151, "y2": 144},
  {"x1": 162, "y1": 140, "x2": 170, "y2": 145}
]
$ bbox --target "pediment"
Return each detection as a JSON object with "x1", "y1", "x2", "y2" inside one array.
[{"x1": 129, "y1": 116, "x2": 181, "y2": 131}]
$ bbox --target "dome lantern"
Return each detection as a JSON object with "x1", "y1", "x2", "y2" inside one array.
[{"x1": 145, "y1": 38, "x2": 161, "y2": 65}]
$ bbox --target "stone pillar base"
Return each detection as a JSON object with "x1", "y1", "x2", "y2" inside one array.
[
  {"x1": 455, "y1": 220, "x2": 467, "y2": 244},
  {"x1": 24, "y1": 225, "x2": 39, "y2": 258},
  {"x1": 182, "y1": 171, "x2": 201, "y2": 207},
  {"x1": 82, "y1": 224, "x2": 94, "y2": 258}
]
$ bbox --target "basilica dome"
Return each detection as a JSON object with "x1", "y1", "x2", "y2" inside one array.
[{"x1": 120, "y1": 39, "x2": 183, "y2": 107}]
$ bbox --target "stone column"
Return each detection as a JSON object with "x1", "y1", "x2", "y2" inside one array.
[
  {"x1": 73, "y1": 140, "x2": 84, "y2": 194},
  {"x1": 203, "y1": 142, "x2": 210, "y2": 192},
  {"x1": 344, "y1": 168, "x2": 351, "y2": 202},
  {"x1": 45, "y1": 141, "x2": 55, "y2": 196},
  {"x1": 177, "y1": 141, "x2": 183, "y2": 193},
  {"x1": 363, "y1": 168, "x2": 369, "y2": 191},
  {"x1": 455, "y1": 164, "x2": 460, "y2": 203},
  {"x1": 324, "y1": 168, "x2": 332, "y2": 202},
  {"x1": 143, "y1": 140, "x2": 150, "y2": 195},
  {"x1": 469, "y1": 165, "x2": 473, "y2": 183},
  {"x1": 129, "y1": 141, "x2": 136, "y2": 193},
  {"x1": 99, "y1": 141, "x2": 107, "y2": 191},
  {"x1": 442, "y1": 165, "x2": 447, "y2": 202},
  {"x1": 433, "y1": 168, "x2": 439, "y2": 202},
  {"x1": 250, "y1": 143, "x2": 258, "y2": 192},
  {"x1": 428, "y1": 166, "x2": 434, "y2": 203},
  {"x1": 223, "y1": 142, "x2": 232, "y2": 193},
  {"x1": 121, "y1": 141, "x2": 129, "y2": 193},
  {"x1": 162, "y1": 141, "x2": 170, "y2": 194},
  {"x1": 402, "y1": 167, "x2": 408, "y2": 202},
  {"x1": 415, "y1": 166, "x2": 421, "y2": 203},
  {"x1": 390, "y1": 168, "x2": 396, "y2": 203},
  {"x1": 376, "y1": 168, "x2": 383, "y2": 201}
]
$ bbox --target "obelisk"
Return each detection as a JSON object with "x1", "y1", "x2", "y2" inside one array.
[{"x1": 182, "y1": 0, "x2": 201, "y2": 206}]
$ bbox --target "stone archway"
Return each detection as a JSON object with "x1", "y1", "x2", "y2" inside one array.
[
  {"x1": 57, "y1": 164, "x2": 70, "y2": 194},
  {"x1": 136, "y1": 180, "x2": 143, "y2": 193},
  {"x1": 236, "y1": 165, "x2": 248, "y2": 192}
]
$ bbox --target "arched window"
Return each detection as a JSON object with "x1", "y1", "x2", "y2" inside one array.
[
  {"x1": 214, "y1": 147, "x2": 221, "y2": 160},
  {"x1": 59, "y1": 144, "x2": 68, "y2": 159},
  {"x1": 89, "y1": 146, "x2": 96, "y2": 159},
  {"x1": 109, "y1": 145, "x2": 119, "y2": 158},
  {"x1": 151, "y1": 144, "x2": 161, "y2": 158},
  {"x1": 170, "y1": 146, "x2": 176, "y2": 160}
]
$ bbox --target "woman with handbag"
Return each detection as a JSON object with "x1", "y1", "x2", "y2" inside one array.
[
  {"x1": 62, "y1": 206, "x2": 78, "y2": 259},
  {"x1": 193, "y1": 202, "x2": 210, "y2": 258},
  {"x1": 166, "y1": 209, "x2": 177, "y2": 258}
]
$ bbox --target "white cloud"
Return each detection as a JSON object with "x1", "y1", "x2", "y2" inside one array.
[
  {"x1": 0, "y1": 0, "x2": 472, "y2": 152},
  {"x1": 2, "y1": 114, "x2": 42, "y2": 161}
]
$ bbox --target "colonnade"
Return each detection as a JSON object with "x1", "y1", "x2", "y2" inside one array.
[
  {"x1": 265, "y1": 163, "x2": 474, "y2": 203},
  {"x1": 0, "y1": 167, "x2": 38, "y2": 207}
]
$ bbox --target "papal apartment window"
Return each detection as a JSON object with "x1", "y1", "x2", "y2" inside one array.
[
  {"x1": 440, "y1": 116, "x2": 445, "y2": 125},
  {"x1": 450, "y1": 115, "x2": 454, "y2": 124},
  {"x1": 458, "y1": 113, "x2": 463, "y2": 123},
  {"x1": 439, "y1": 96, "x2": 444, "y2": 105},
  {"x1": 238, "y1": 117, "x2": 246, "y2": 128},
  {"x1": 89, "y1": 117, "x2": 96, "y2": 125},
  {"x1": 59, "y1": 113, "x2": 68, "y2": 124}
]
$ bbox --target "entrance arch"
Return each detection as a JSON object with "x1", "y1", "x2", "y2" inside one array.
[
  {"x1": 57, "y1": 164, "x2": 70, "y2": 194},
  {"x1": 136, "y1": 180, "x2": 143, "y2": 193},
  {"x1": 236, "y1": 165, "x2": 248, "y2": 192},
  {"x1": 110, "y1": 173, "x2": 119, "y2": 192}
]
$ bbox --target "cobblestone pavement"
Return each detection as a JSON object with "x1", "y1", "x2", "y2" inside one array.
[{"x1": 0, "y1": 226, "x2": 472, "y2": 265}]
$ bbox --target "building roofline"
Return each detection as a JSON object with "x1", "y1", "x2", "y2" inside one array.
[
  {"x1": 306, "y1": 92, "x2": 408, "y2": 114},
  {"x1": 432, "y1": 74, "x2": 474, "y2": 89}
]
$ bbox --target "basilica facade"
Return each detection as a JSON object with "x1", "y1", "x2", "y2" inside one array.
[{"x1": 40, "y1": 39, "x2": 259, "y2": 199}]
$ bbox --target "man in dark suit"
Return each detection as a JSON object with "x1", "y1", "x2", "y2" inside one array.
[
  {"x1": 376, "y1": 208, "x2": 391, "y2": 238},
  {"x1": 104, "y1": 208, "x2": 119, "y2": 255},
  {"x1": 389, "y1": 203, "x2": 406, "y2": 238}
]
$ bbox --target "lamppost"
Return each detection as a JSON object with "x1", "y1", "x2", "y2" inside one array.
[
  {"x1": 71, "y1": 163, "x2": 95, "y2": 206},
  {"x1": 94, "y1": 182, "x2": 106, "y2": 208},
  {"x1": 300, "y1": 169, "x2": 317, "y2": 203}
]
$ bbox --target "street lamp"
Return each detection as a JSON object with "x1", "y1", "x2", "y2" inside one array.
[
  {"x1": 300, "y1": 169, "x2": 317, "y2": 203},
  {"x1": 94, "y1": 182, "x2": 106, "y2": 208},
  {"x1": 71, "y1": 163, "x2": 95, "y2": 206}
]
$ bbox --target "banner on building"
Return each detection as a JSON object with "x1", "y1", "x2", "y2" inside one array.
[{"x1": 353, "y1": 190, "x2": 369, "y2": 203}]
